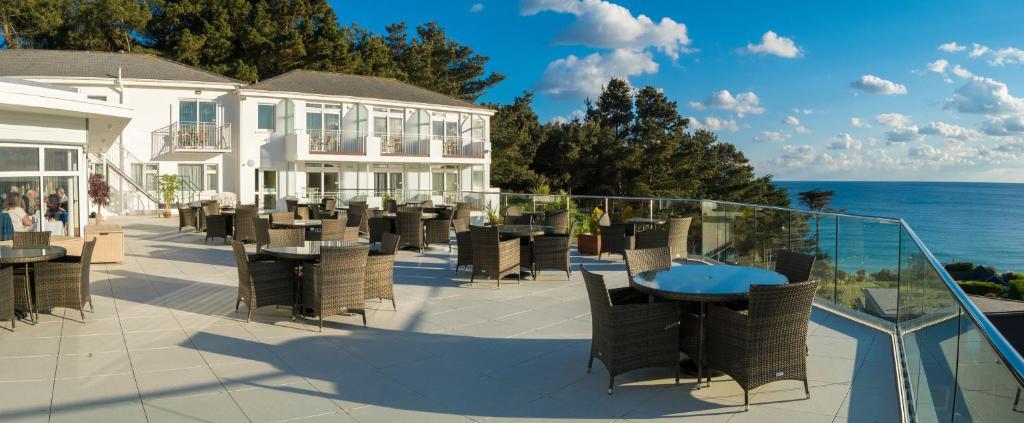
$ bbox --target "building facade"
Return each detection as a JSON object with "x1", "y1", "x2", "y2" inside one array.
[{"x1": 0, "y1": 50, "x2": 494, "y2": 215}]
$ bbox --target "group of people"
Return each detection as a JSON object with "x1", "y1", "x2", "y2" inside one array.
[{"x1": 1, "y1": 186, "x2": 68, "y2": 234}]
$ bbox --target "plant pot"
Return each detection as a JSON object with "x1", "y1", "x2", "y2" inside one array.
[
  {"x1": 163, "y1": 211, "x2": 172, "y2": 218},
  {"x1": 578, "y1": 233, "x2": 601, "y2": 255}
]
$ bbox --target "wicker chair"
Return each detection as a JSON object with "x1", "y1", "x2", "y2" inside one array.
[
  {"x1": 254, "y1": 218, "x2": 271, "y2": 252},
  {"x1": 234, "y1": 208, "x2": 259, "y2": 243},
  {"x1": 34, "y1": 239, "x2": 96, "y2": 321},
  {"x1": 14, "y1": 231, "x2": 50, "y2": 248},
  {"x1": 599, "y1": 223, "x2": 632, "y2": 260},
  {"x1": 384, "y1": 199, "x2": 398, "y2": 213},
  {"x1": 0, "y1": 266, "x2": 14, "y2": 330},
  {"x1": 544, "y1": 210, "x2": 570, "y2": 235},
  {"x1": 296, "y1": 206, "x2": 310, "y2": 220},
  {"x1": 196, "y1": 204, "x2": 208, "y2": 232},
  {"x1": 268, "y1": 228, "x2": 305, "y2": 248},
  {"x1": 396, "y1": 211, "x2": 424, "y2": 252},
  {"x1": 303, "y1": 245, "x2": 370, "y2": 330},
  {"x1": 178, "y1": 207, "x2": 198, "y2": 232},
  {"x1": 425, "y1": 210, "x2": 453, "y2": 251},
  {"x1": 455, "y1": 202, "x2": 471, "y2": 221},
  {"x1": 505, "y1": 205, "x2": 532, "y2": 225},
  {"x1": 533, "y1": 221, "x2": 576, "y2": 279},
  {"x1": 398, "y1": 206, "x2": 422, "y2": 213},
  {"x1": 321, "y1": 219, "x2": 348, "y2": 242},
  {"x1": 285, "y1": 199, "x2": 299, "y2": 214},
  {"x1": 706, "y1": 281, "x2": 818, "y2": 410},
  {"x1": 775, "y1": 250, "x2": 816, "y2": 283},
  {"x1": 366, "y1": 232, "x2": 400, "y2": 309},
  {"x1": 209, "y1": 201, "x2": 221, "y2": 215},
  {"x1": 623, "y1": 247, "x2": 671, "y2": 280},
  {"x1": 453, "y1": 218, "x2": 472, "y2": 272},
  {"x1": 347, "y1": 205, "x2": 370, "y2": 236},
  {"x1": 420, "y1": 200, "x2": 434, "y2": 208},
  {"x1": 635, "y1": 228, "x2": 668, "y2": 250},
  {"x1": 232, "y1": 241, "x2": 295, "y2": 322},
  {"x1": 12, "y1": 231, "x2": 50, "y2": 323},
  {"x1": 368, "y1": 217, "x2": 391, "y2": 243},
  {"x1": 668, "y1": 217, "x2": 692, "y2": 259},
  {"x1": 581, "y1": 266, "x2": 680, "y2": 394},
  {"x1": 324, "y1": 198, "x2": 337, "y2": 211},
  {"x1": 469, "y1": 225, "x2": 520, "y2": 286},
  {"x1": 270, "y1": 212, "x2": 294, "y2": 227},
  {"x1": 204, "y1": 206, "x2": 229, "y2": 244}
]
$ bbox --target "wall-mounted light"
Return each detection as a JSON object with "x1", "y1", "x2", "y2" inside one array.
[
  {"x1": 246, "y1": 159, "x2": 256, "y2": 167},
  {"x1": 240, "y1": 96, "x2": 247, "y2": 101},
  {"x1": 194, "y1": 90, "x2": 202, "y2": 95}
]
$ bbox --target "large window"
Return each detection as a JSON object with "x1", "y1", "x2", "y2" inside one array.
[
  {"x1": 177, "y1": 164, "x2": 203, "y2": 190},
  {"x1": 257, "y1": 104, "x2": 276, "y2": 130},
  {"x1": 0, "y1": 145, "x2": 82, "y2": 236},
  {"x1": 205, "y1": 164, "x2": 219, "y2": 191},
  {"x1": 305, "y1": 103, "x2": 341, "y2": 134},
  {"x1": 0, "y1": 146, "x2": 41, "y2": 172},
  {"x1": 180, "y1": 100, "x2": 216, "y2": 126},
  {"x1": 44, "y1": 148, "x2": 78, "y2": 171},
  {"x1": 130, "y1": 163, "x2": 159, "y2": 195}
]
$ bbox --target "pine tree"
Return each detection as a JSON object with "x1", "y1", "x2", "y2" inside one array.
[
  {"x1": 487, "y1": 92, "x2": 544, "y2": 192},
  {"x1": 0, "y1": 0, "x2": 64, "y2": 49}
]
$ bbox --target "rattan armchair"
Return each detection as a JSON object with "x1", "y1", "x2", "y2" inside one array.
[
  {"x1": 12, "y1": 231, "x2": 50, "y2": 323},
  {"x1": 296, "y1": 206, "x2": 310, "y2": 220},
  {"x1": 347, "y1": 204, "x2": 370, "y2": 236},
  {"x1": 303, "y1": 245, "x2": 370, "y2": 330},
  {"x1": 581, "y1": 267, "x2": 680, "y2": 394},
  {"x1": 396, "y1": 211, "x2": 424, "y2": 252},
  {"x1": 321, "y1": 219, "x2": 349, "y2": 242},
  {"x1": 254, "y1": 218, "x2": 270, "y2": 252},
  {"x1": 234, "y1": 208, "x2": 259, "y2": 243},
  {"x1": 324, "y1": 198, "x2": 337, "y2": 211},
  {"x1": 178, "y1": 207, "x2": 198, "y2": 232},
  {"x1": 453, "y1": 218, "x2": 472, "y2": 272},
  {"x1": 366, "y1": 232, "x2": 400, "y2": 310},
  {"x1": 425, "y1": 210, "x2": 453, "y2": 251},
  {"x1": 774, "y1": 250, "x2": 816, "y2": 283},
  {"x1": 204, "y1": 206, "x2": 229, "y2": 244},
  {"x1": 533, "y1": 221, "x2": 576, "y2": 279},
  {"x1": 635, "y1": 228, "x2": 668, "y2": 250},
  {"x1": 268, "y1": 228, "x2": 305, "y2": 248},
  {"x1": 706, "y1": 281, "x2": 818, "y2": 410},
  {"x1": 285, "y1": 199, "x2": 298, "y2": 214},
  {"x1": 34, "y1": 239, "x2": 96, "y2": 321},
  {"x1": 232, "y1": 242, "x2": 295, "y2": 322},
  {"x1": 599, "y1": 223, "x2": 632, "y2": 260},
  {"x1": 544, "y1": 210, "x2": 570, "y2": 235},
  {"x1": 668, "y1": 217, "x2": 692, "y2": 259},
  {"x1": 469, "y1": 225, "x2": 520, "y2": 286},
  {"x1": 420, "y1": 200, "x2": 433, "y2": 208},
  {"x1": 0, "y1": 266, "x2": 13, "y2": 330},
  {"x1": 455, "y1": 203, "x2": 471, "y2": 221},
  {"x1": 505, "y1": 205, "x2": 532, "y2": 225},
  {"x1": 14, "y1": 231, "x2": 50, "y2": 248},
  {"x1": 623, "y1": 247, "x2": 671, "y2": 280},
  {"x1": 368, "y1": 217, "x2": 391, "y2": 243},
  {"x1": 384, "y1": 199, "x2": 398, "y2": 213},
  {"x1": 270, "y1": 212, "x2": 294, "y2": 227}
]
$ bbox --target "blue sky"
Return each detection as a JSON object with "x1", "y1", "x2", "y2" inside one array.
[{"x1": 334, "y1": 0, "x2": 1024, "y2": 182}]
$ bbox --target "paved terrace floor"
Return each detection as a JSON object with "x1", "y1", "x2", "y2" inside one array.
[{"x1": 0, "y1": 216, "x2": 900, "y2": 423}]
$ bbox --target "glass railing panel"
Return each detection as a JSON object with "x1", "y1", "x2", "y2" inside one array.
[
  {"x1": 699, "y1": 201, "x2": 758, "y2": 266},
  {"x1": 835, "y1": 216, "x2": 902, "y2": 322},
  {"x1": 753, "y1": 206, "x2": 791, "y2": 270},
  {"x1": 605, "y1": 197, "x2": 653, "y2": 224},
  {"x1": 899, "y1": 225, "x2": 961, "y2": 422},
  {"x1": 652, "y1": 199, "x2": 701, "y2": 256},
  {"x1": 952, "y1": 309, "x2": 1024, "y2": 422},
  {"x1": 789, "y1": 211, "x2": 837, "y2": 302}
]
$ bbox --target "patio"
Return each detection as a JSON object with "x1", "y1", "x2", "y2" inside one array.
[{"x1": 0, "y1": 215, "x2": 899, "y2": 422}]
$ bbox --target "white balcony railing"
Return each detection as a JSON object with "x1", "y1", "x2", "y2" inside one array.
[
  {"x1": 379, "y1": 133, "x2": 430, "y2": 156},
  {"x1": 441, "y1": 135, "x2": 486, "y2": 158},
  {"x1": 151, "y1": 122, "x2": 231, "y2": 155},
  {"x1": 303, "y1": 129, "x2": 367, "y2": 155}
]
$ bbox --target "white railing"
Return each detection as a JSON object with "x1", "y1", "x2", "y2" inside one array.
[
  {"x1": 379, "y1": 133, "x2": 430, "y2": 156},
  {"x1": 441, "y1": 135, "x2": 486, "y2": 158},
  {"x1": 151, "y1": 122, "x2": 232, "y2": 155},
  {"x1": 303, "y1": 129, "x2": 367, "y2": 155}
]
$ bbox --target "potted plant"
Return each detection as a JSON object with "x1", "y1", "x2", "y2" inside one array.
[
  {"x1": 158, "y1": 174, "x2": 182, "y2": 218},
  {"x1": 88, "y1": 173, "x2": 110, "y2": 224},
  {"x1": 484, "y1": 203, "x2": 501, "y2": 225},
  {"x1": 577, "y1": 207, "x2": 603, "y2": 255}
]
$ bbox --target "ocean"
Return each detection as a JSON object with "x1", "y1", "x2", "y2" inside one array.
[{"x1": 775, "y1": 181, "x2": 1024, "y2": 272}]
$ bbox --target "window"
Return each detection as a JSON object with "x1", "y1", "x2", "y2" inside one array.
[
  {"x1": 130, "y1": 163, "x2": 159, "y2": 194},
  {"x1": 205, "y1": 164, "x2": 219, "y2": 191},
  {"x1": 432, "y1": 121, "x2": 445, "y2": 140},
  {"x1": 87, "y1": 95, "x2": 108, "y2": 102},
  {"x1": 0, "y1": 147, "x2": 40, "y2": 172},
  {"x1": 180, "y1": 100, "x2": 216, "y2": 125},
  {"x1": 177, "y1": 164, "x2": 203, "y2": 191},
  {"x1": 471, "y1": 117, "x2": 485, "y2": 140},
  {"x1": 305, "y1": 103, "x2": 341, "y2": 135},
  {"x1": 257, "y1": 104, "x2": 276, "y2": 130},
  {"x1": 44, "y1": 148, "x2": 78, "y2": 172}
]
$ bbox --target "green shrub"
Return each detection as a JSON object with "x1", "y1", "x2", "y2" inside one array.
[
  {"x1": 945, "y1": 262, "x2": 975, "y2": 272},
  {"x1": 1008, "y1": 279, "x2": 1024, "y2": 300},
  {"x1": 957, "y1": 281, "x2": 1004, "y2": 297}
]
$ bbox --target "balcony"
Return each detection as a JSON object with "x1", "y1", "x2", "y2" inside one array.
[
  {"x1": 151, "y1": 122, "x2": 231, "y2": 155},
  {"x1": 379, "y1": 132, "x2": 430, "y2": 156},
  {"x1": 305, "y1": 129, "x2": 367, "y2": 155},
  {"x1": 441, "y1": 135, "x2": 486, "y2": 158}
]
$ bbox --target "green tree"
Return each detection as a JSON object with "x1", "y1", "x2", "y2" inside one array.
[
  {"x1": 58, "y1": 0, "x2": 152, "y2": 52},
  {"x1": 487, "y1": 92, "x2": 544, "y2": 192},
  {"x1": 0, "y1": 0, "x2": 64, "y2": 49}
]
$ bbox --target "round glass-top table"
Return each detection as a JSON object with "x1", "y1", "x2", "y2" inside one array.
[
  {"x1": 273, "y1": 219, "x2": 323, "y2": 229},
  {"x1": 382, "y1": 212, "x2": 438, "y2": 220},
  {"x1": 496, "y1": 224, "x2": 551, "y2": 237},
  {"x1": 0, "y1": 245, "x2": 67, "y2": 264},
  {"x1": 631, "y1": 264, "x2": 787, "y2": 387},
  {"x1": 261, "y1": 240, "x2": 366, "y2": 261}
]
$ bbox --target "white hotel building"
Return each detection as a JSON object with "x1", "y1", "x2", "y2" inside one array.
[{"x1": 0, "y1": 50, "x2": 495, "y2": 221}]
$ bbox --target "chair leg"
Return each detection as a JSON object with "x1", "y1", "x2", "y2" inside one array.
[
  {"x1": 235, "y1": 298, "x2": 241, "y2": 311},
  {"x1": 246, "y1": 306, "x2": 252, "y2": 323},
  {"x1": 587, "y1": 354, "x2": 594, "y2": 373},
  {"x1": 390, "y1": 298, "x2": 396, "y2": 310},
  {"x1": 79, "y1": 309, "x2": 85, "y2": 322},
  {"x1": 88, "y1": 297, "x2": 94, "y2": 312},
  {"x1": 607, "y1": 375, "x2": 614, "y2": 395},
  {"x1": 744, "y1": 389, "x2": 749, "y2": 411},
  {"x1": 319, "y1": 316, "x2": 323, "y2": 332},
  {"x1": 804, "y1": 378, "x2": 810, "y2": 399},
  {"x1": 361, "y1": 312, "x2": 367, "y2": 327}
]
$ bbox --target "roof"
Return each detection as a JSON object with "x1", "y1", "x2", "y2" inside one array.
[
  {"x1": 0, "y1": 50, "x2": 239, "y2": 84},
  {"x1": 970, "y1": 295, "x2": 1024, "y2": 316},
  {"x1": 247, "y1": 69, "x2": 491, "y2": 112}
]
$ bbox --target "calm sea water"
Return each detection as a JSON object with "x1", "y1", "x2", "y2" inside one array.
[{"x1": 776, "y1": 181, "x2": 1024, "y2": 272}]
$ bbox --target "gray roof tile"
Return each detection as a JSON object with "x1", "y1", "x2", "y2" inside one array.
[{"x1": 0, "y1": 50, "x2": 240, "y2": 84}]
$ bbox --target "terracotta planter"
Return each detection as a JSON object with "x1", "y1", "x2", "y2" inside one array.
[
  {"x1": 578, "y1": 233, "x2": 601, "y2": 255},
  {"x1": 163, "y1": 211, "x2": 172, "y2": 218}
]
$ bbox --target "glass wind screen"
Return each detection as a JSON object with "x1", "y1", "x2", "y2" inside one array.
[
  {"x1": 44, "y1": 148, "x2": 78, "y2": 171},
  {"x1": 0, "y1": 146, "x2": 40, "y2": 172},
  {"x1": 42, "y1": 175, "x2": 77, "y2": 236},
  {"x1": 0, "y1": 176, "x2": 41, "y2": 232}
]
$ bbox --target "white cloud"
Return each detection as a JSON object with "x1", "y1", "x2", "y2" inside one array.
[
  {"x1": 687, "y1": 116, "x2": 739, "y2": 132},
  {"x1": 850, "y1": 74, "x2": 908, "y2": 95},
  {"x1": 793, "y1": 108, "x2": 813, "y2": 115},
  {"x1": 944, "y1": 76, "x2": 1024, "y2": 115},
  {"x1": 951, "y1": 65, "x2": 973, "y2": 79},
  {"x1": 743, "y1": 31, "x2": 803, "y2": 58},
  {"x1": 771, "y1": 144, "x2": 817, "y2": 167},
  {"x1": 970, "y1": 43, "x2": 989, "y2": 58},
  {"x1": 827, "y1": 133, "x2": 863, "y2": 150},
  {"x1": 521, "y1": 0, "x2": 692, "y2": 59},
  {"x1": 918, "y1": 121, "x2": 982, "y2": 141},
  {"x1": 981, "y1": 116, "x2": 1024, "y2": 136},
  {"x1": 885, "y1": 126, "x2": 924, "y2": 143},
  {"x1": 535, "y1": 49, "x2": 658, "y2": 100},
  {"x1": 939, "y1": 42, "x2": 966, "y2": 52},
  {"x1": 988, "y1": 47, "x2": 1024, "y2": 66},
  {"x1": 874, "y1": 113, "x2": 912, "y2": 128},
  {"x1": 927, "y1": 59, "x2": 949, "y2": 73},
  {"x1": 783, "y1": 115, "x2": 800, "y2": 126},
  {"x1": 549, "y1": 108, "x2": 586, "y2": 124},
  {"x1": 850, "y1": 117, "x2": 871, "y2": 128},
  {"x1": 753, "y1": 131, "x2": 791, "y2": 143},
  {"x1": 688, "y1": 90, "x2": 765, "y2": 117},
  {"x1": 470, "y1": 3, "x2": 484, "y2": 12}
]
